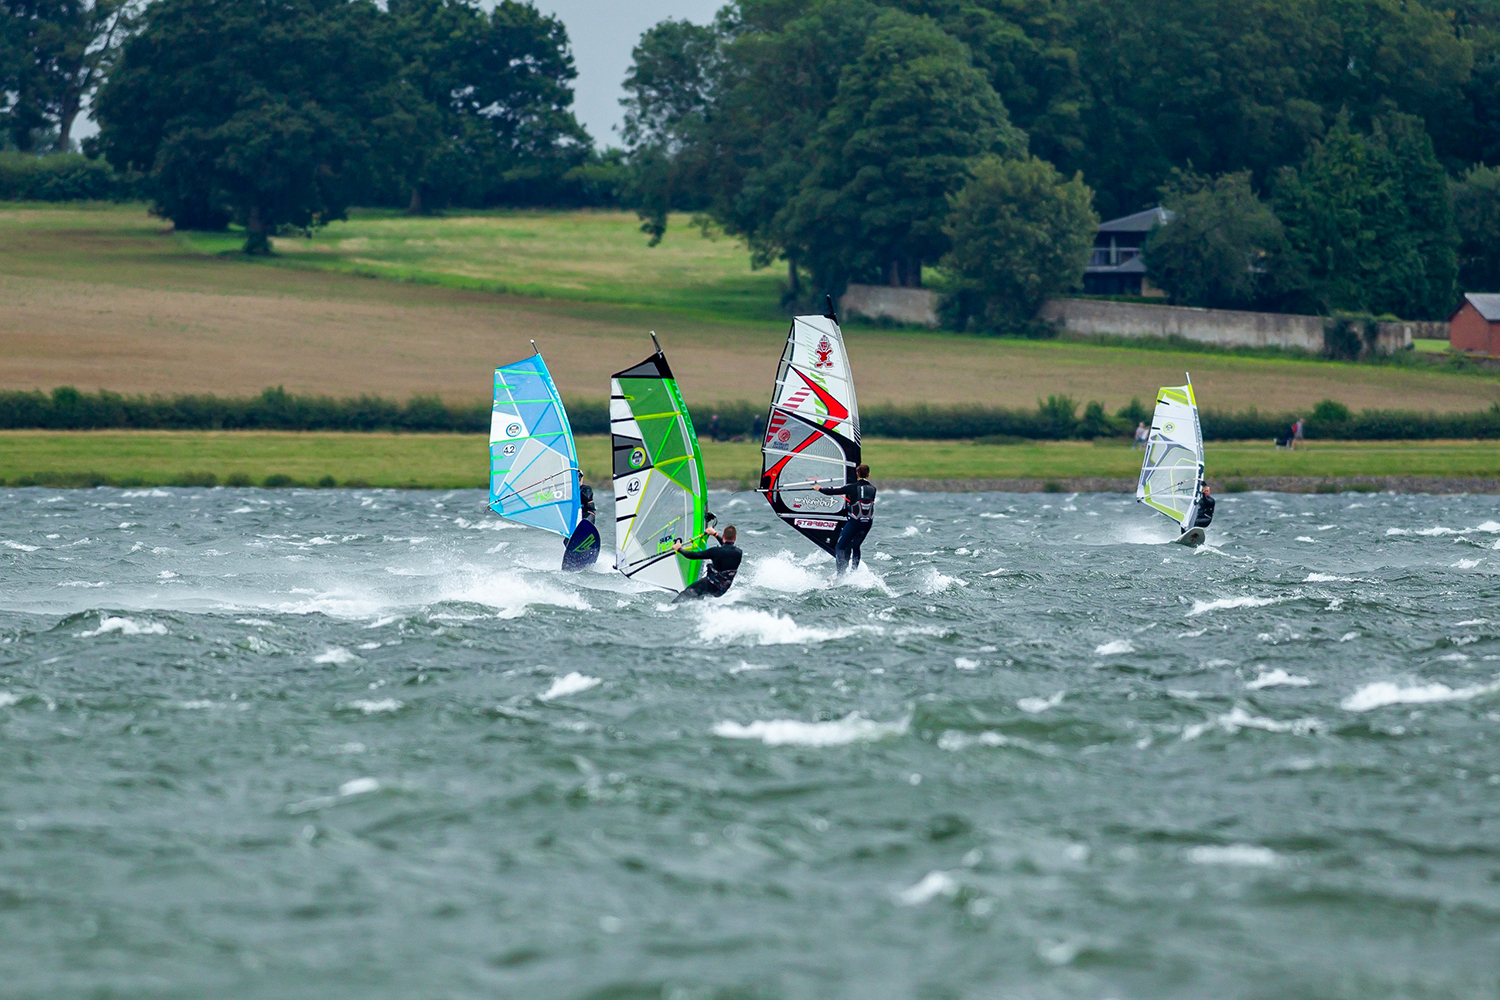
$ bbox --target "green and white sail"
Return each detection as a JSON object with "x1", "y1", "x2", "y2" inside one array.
[
  {"x1": 1136, "y1": 375, "x2": 1205, "y2": 532},
  {"x1": 610, "y1": 336, "x2": 708, "y2": 593}
]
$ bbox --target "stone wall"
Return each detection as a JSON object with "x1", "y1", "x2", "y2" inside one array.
[
  {"x1": 1039, "y1": 298, "x2": 1416, "y2": 355},
  {"x1": 840, "y1": 284, "x2": 939, "y2": 327}
]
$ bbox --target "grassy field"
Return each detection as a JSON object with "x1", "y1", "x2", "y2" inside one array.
[
  {"x1": 2, "y1": 431, "x2": 1498, "y2": 489},
  {"x1": 3, "y1": 203, "x2": 1498, "y2": 416}
]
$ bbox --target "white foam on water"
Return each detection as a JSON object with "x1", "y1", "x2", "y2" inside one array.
[
  {"x1": 743, "y1": 552, "x2": 828, "y2": 594},
  {"x1": 696, "y1": 606, "x2": 855, "y2": 646},
  {"x1": 1453, "y1": 558, "x2": 1483, "y2": 569},
  {"x1": 2, "y1": 540, "x2": 38, "y2": 552},
  {"x1": 918, "y1": 568, "x2": 967, "y2": 594},
  {"x1": 1018, "y1": 691, "x2": 1065, "y2": 714},
  {"x1": 78, "y1": 616, "x2": 167, "y2": 638},
  {"x1": 1246, "y1": 669, "x2": 1312, "y2": 690},
  {"x1": 1339, "y1": 631, "x2": 1359, "y2": 642},
  {"x1": 236, "y1": 618, "x2": 273, "y2": 627},
  {"x1": 1304, "y1": 573, "x2": 1356, "y2": 583},
  {"x1": 346, "y1": 698, "x2": 402, "y2": 714},
  {"x1": 900, "y1": 526, "x2": 921, "y2": 537},
  {"x1": 1295, "y1": 536, "x2": 1316, "y2": 543},
  {"x1": 313, "y1": 647, "x2": 357, "y2": 665},
  {"x1": 936, "y1": 730, "x2": 1017, "y2": 752},
  {"x1": 1182, "y1": 707, "x2": 1322, "y2": 740},
  {"x1": 1187, "y1": 595, "x2": 1285, "y2": 617},
  {"x1": 1187, "y1": 844, "x2": 1280, "y2": 867},
  {"x1": 1095, "y1": 639, "x2": 1135, "y2": 655},
  {"x1": 954, "y1": 657, "x2": 980, "y2": 670},
  {"x1": 896, "y1": 870, "x2": 959, "y2": 906},
  {"x1": 0, "y1": 692, "x2": 19, "y2": 708},
  {"x1": 1341, "y1": 680, "x2": 1500, "y2": 712},
  {"x1": 339, "y1": 777, "x2": 380, "y2": 797},
  {"x1": 711, "y1": 712, "x2": 908, "y2": 747},
  {"x1": 538, "y1": 672, "x2": 600, "y2": 701}
]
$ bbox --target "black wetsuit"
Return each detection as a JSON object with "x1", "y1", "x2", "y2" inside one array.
[
  {"x1": 819, "y1": 478, "x2": 876, "y2": 573},
  {"x1": 579, "y1": 484, "x2": 596, "y2": 524},
  {"x1": 675, "y1": 541, "x2": 742, "y2": 601},
  {"x1": 1194, "y1": 493, "x2": 1215, "y2": 528}
]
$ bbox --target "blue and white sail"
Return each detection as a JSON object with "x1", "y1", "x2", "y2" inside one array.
[{"x1": 488, "y1": 349, "x2": 581, "y2": 538}]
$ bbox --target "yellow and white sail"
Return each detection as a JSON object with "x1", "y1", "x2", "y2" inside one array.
[{"x1": 1136, "y1": 376, "x2": 1204, "y2": 532}]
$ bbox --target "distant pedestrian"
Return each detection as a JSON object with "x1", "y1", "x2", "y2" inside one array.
[
  {"x1": 751, "y1": 413, "x2": 764, "y2": 443},
  {"x1": 1292, "y1": 416, "x2": 1305, "y2": 450},
  {"x1": 1134, "y1": 422, "x2": 1149, "y2": 450},
  {"x1": 709, "y1": 414, "x2": 723, "y2": 441}
]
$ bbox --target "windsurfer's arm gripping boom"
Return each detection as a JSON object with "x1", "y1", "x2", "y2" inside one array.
[{"x1": 757, "y1": 478, "x2": 832, "y2": 494}]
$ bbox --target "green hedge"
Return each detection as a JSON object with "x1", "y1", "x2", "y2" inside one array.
[
  {"x1": 3, "y1": 387, "x2": 1498, "y2": 441},
  {"x1": 0, "y1": 152, "x2": 130, "y2": 201}
]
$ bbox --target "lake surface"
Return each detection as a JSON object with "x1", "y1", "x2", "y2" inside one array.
[{"x1": 1, "y1": 487, "x2": 1498, "y2": 999}]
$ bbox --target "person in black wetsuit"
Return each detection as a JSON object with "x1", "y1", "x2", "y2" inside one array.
[
  {"x1": 672, "y1": 524, "x2": 742, "y2": 601},
  {"x1": 818, "y1": 463, "x2": 876, "y2": 574},
  {"x1": 579, "y1": 484, "x2": 596, "y2": 523},
  {"x1": 1194, "y1": 485, "x2": 1215, "y2": 528}
]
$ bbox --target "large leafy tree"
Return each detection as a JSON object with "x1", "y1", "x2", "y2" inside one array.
[
  {"x1": 0, "y1": 0, "x2": 135, "y2": 152},
  {"x1": 1273, "y1": 112, "x2": 1456, "y2": 319},
  {"x1": 1145, "y1": 170, "x2": 1284, "y2": 310},
  {"x1": 383, "y1": 0, "x2": 588, "y2": 214},
  {"x1": 1454, "y1": 165, "x2": 1500, "y2": 293},
  {"x1": 95, "y1": 0, "x2": 400, "y2": 249},
  {"x1": 940, "y1": 154, "x2": 1097, "y2": 332},
  {"x1": 781, "y1": 9, "x2": 1025, "y2": 290}
]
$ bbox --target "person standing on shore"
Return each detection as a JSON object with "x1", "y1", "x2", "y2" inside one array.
[
  {"x1": 818, "y1": 464, "x2": 877, "y2": 574},
  {"x1": 1292, "y1": 417, "x2": 1305, "y2": 449},
  {"x1": 1134, "y1": 422, "x2": 1149, "y2": 450}
]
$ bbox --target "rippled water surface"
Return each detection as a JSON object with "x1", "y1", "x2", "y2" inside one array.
[{"x1": 2, "y1": 487, "x2": 1499, "y2": 999}]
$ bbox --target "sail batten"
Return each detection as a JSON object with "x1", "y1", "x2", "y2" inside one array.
[
  {"x1": 759, "y1": 315, "x2": 861, "y2": 555},
  {"x1": 488, "y1": 352, "x2": 581, "y2": 538},
  {"x1": 611, "y1": 345, "x2": 708, "y2": 593},
  {"x1": 1136, "y1": 376, "x2": 1205, "y2": 532}
]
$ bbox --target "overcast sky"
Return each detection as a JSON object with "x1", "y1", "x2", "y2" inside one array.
[{"x1": 533, "y1": 0, "x2": 723, "y2": 146}]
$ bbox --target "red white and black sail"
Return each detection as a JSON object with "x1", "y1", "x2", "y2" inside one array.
[{"x1": 759, "y1": 313, "x2": 861, "y2": 555}]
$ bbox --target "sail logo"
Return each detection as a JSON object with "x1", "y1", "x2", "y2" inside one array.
[
  {"x1": 776, "y1": 428, "x2": 791, "y2": 445},
  {"x1": 813, "y1": 335, "x2": 835, "y2": 369},
  {"x1": 505, "y1": 422, "x2": 523, "y2": 438},
  {"x1": 1163, "y1": 422, "x2": 1176, "y2": 433},
  {"x1": 794, "y1": 517, "x2": 838, "y2": 531},
  {"x1": 501, "y1": 444, "x2": 517, "y2": 456},
  {"x1": 626, "y1": 478, "x2": 641, "y2": 495},
  {"x1": 629, "y1": 447, "x2": 646, "y2": 469}
]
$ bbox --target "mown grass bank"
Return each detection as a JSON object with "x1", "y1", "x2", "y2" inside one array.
[{"x1": 2, "y1": 432, "x2": 1498, "y2": 490}]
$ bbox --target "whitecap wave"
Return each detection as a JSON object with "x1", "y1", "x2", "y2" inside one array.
[
  {"x1": 78, "y1": 616, "x2": 167, "y2": 638},
  {"x1": 696, "y1": 606, "x2": 855, "y2": 646},
  {"x1": 1187, "y1": 595, "x2": 1284, "y2": 617},
  {"x1": 1246, "y1": 668, "x2": 1312, "y2": 690},
  {"x1": 1018, "y1": 691, "x2": 1065, "y2": 714},
  {"x1": 313, "y1": 647, "x2": 356, "y2": 665},
  {"x1": 743, "y1": 552, "x2": 828, "y2": 593},
  {"x1": 2, "y1": 540, "x2": 38, "y2": 552},
  {"x1": 896, "y1": 870, "x2": 959, "y2": 906},
  {"x1": 1182, "y1": 706, "x2": 1321, "y2": 740},
  {"x1": 918, "y1": 568, "x2": 967, "y2": 594},
  {"x1": 1186, "y1": 844, "x2": 1279, "y2": 867},
  {"x1": 0, "y1": 692, "x2": 19, "y2": 708},
  {"x1": 345, "y1": 698, "x2": 402, "y2": 714},
  {"x1": 1341, "y1": 680, "x2": 1500, "y2": 712},
  {"x1": 538, "y1": 672, "x2": 600, "y2": 701},
  {"x1": 712, "y1": 712, "x2": 908, "y2": 747},
  {"x1": 1095, "y1": 639, "x2": 1134, "y2": 655}
]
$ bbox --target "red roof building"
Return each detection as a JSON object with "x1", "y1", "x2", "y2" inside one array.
[{"x1": 1450, "y1": 293, "x2": 1500, "y2": 355}]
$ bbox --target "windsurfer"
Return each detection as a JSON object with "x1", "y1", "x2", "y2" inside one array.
[
  {"x1": 672, "y1": 525, "x2": 742, "y2": 601},
  {"x1": 818, "y1": 464, "x2": 876, "y2": 573},
  {"x1": 1193, "y1": 485, "x2": 1215, "y2": 528},
  {"x1": 579, "y1": 484, "x2": 596, "y2": 523}
]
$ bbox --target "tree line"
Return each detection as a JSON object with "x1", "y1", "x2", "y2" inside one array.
[
  {"x1": 3, "y1": 0, "x2": 1500, "y2": 322},
  {"x1": 621, "y1": 0, "x2": 1500, "y2": 324}
]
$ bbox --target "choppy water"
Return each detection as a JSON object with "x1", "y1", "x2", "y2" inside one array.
[{"x1": 2, "y1": 487, "x2": 1499, "y2": 999}]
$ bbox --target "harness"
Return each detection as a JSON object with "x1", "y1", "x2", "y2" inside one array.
[{"x1": 849, "y1": 481, "x2": 876, "y2": 522}]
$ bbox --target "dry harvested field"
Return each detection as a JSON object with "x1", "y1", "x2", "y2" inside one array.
[{"x1": 2, "y1": 203, "x2": 1498, "y2": 413}]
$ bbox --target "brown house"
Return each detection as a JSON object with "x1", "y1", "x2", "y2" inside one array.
[{"x1": 1450, "y1": 294, "x2": 1500, "y2": 355}]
